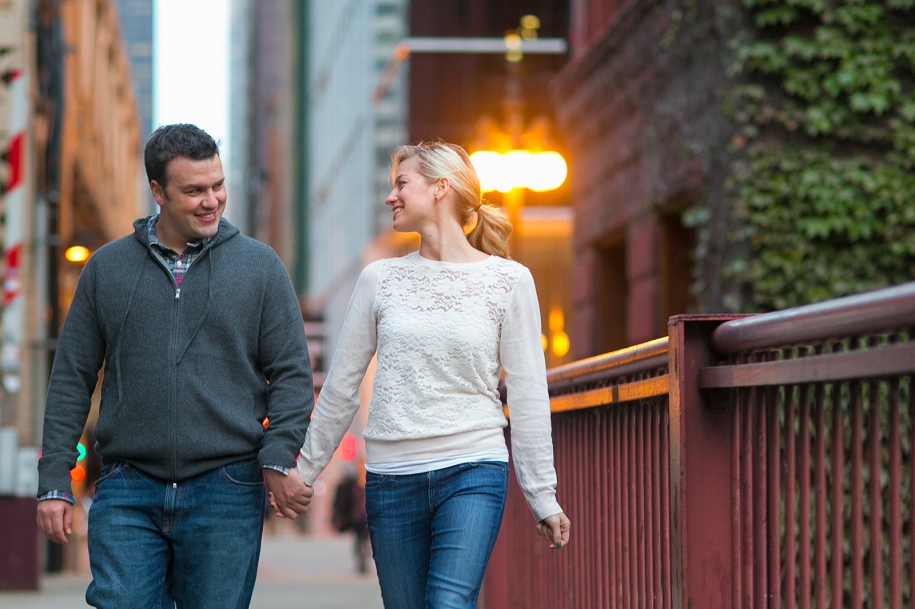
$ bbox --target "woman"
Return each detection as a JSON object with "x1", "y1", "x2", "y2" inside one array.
[{"x1": 294, "y1": 141, "x2": 570, "y2": 608}]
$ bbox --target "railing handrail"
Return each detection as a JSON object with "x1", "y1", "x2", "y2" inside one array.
[
  {"x1": 711, "y1": 281, "x2": 915, "y2": 354},
  {"x1": 546, "y1": 336, "x2": 668, "y2": 392}
]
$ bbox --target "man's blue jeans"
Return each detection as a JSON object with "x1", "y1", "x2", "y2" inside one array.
[
  {"x1": 365, "y1": 461, "x2": 508, "y2": 609},
  {"x1": 85, "y1": 459, "x2": 265, "y2": 609}
]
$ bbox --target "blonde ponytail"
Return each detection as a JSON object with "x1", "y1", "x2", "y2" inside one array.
[
  {"x1": 466, "y1": 203, "x2": 512, "y2": 259},
  {"x1": 390, "y1": 141, "x2": 515, "y2": 259}
]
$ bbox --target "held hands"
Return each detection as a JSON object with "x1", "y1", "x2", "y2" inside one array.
[
  {"x1": 264, "y1": 468, "x2": 314, "y2": 519},
  {"x1": 37, "y1": 499, "x2": 74, "y2": 545},
  {"x1": 537, "y1": 512, "x2": 571, "y2": 550}
]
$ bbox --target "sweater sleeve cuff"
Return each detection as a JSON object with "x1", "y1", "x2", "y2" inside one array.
[
  {"x1": 257, "y1": 442, "x2": 300, "y2": 471},
  {"x1": 528, "y1": 495, "x2": 563, "y2": 523},
  {"x1": 295, "y1": 453, "x2": 321, "y2": 487}
]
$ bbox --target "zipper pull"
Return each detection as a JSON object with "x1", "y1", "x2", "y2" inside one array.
[{"x1": 175, "y1": 288, "x2": 181, "y2": 300}]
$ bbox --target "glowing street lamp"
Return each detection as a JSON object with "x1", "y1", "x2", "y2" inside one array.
[
  {"x1": 469, "y1": 148, "x2": 568, "y2": 234},
  {"x1": 64, "y1": 245, "x2": 90, "y2": 263},
  {"x1": 469, "y1": 150, "x2": 567, "y2": 193}
]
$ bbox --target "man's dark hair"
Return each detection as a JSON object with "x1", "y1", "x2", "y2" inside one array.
[{"x1": 144, "y1": 124, "x2": 220, "y2": 187}]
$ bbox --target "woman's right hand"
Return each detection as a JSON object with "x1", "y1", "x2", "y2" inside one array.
[{"x1": 537, "y1": 512, "x2": 571, "y2": 549}]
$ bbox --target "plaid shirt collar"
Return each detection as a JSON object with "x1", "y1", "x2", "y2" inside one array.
[{"x1": 147, "y1": 215, "x2": 210, "y2": 286}]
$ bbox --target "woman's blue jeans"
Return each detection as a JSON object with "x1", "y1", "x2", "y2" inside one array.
[
  {"x1": 85, "y1": 459, "x2": 265, "y2": 609},
  {"x1": 365, "y1": 461, "x2": 508, "y2": 609}
]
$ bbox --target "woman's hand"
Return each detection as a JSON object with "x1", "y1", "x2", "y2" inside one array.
[{"x1": 536, "y1": 512, "x2": 571, "y2": 549}]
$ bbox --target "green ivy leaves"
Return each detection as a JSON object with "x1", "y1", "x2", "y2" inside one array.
[{"x1": 727, "y1": 0, "x2": 915, "y2": 311}]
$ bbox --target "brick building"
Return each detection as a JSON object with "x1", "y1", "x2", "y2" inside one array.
[
  {"x1": 556, "y1": 0, "x2": 739, "y2": 358},
  {"x1": 54, "y1": 0, "x2": 146, "y2": 327}
]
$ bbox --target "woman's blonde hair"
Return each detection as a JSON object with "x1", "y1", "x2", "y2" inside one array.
[{"x1": 390, "y1": 141, "x2": 512, "y2": 258}]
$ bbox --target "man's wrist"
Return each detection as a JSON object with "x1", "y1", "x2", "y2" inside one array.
[{"x1": 262, "y1": 464, "x2": 289, "y2": 475}]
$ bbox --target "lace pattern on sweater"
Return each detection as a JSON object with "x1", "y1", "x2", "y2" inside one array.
[{"x1": 364, "y1": 255, "x2": 524, "y2": 440}]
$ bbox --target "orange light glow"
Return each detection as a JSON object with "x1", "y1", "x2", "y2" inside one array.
[
  {"x1": 470, "y1": 150, "x2": 567, "y2": 193},
  {"x1": 70, "y1": 466, "x2": 86, "y2": 482},
  {"x1": 551, "y1": 331, "x2": 570, "y2": 358},
  {"x1": 65, "y1": 245, "x2": 90, "y2": 263}
]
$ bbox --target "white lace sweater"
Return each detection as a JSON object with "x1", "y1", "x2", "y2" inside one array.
[{"x1": 297, "y1": 252, "x2": 562, "y2": 521}]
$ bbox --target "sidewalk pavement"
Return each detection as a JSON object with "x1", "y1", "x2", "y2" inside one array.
[{"x1": 0, "y1": 530, "x2": 383, "y2": 609}]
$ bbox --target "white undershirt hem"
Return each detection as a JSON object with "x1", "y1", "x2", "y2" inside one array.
[{"x1": 365, "y1": 447, "x2": 509, "y2": 476}]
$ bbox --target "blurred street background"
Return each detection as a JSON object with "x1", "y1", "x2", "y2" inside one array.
[
  {"x1": 1, "y1": 0, "x2": 913, "y2": 605},
  {"x1": 0, "y1": 526, "x2": 384, "y2": 608}
]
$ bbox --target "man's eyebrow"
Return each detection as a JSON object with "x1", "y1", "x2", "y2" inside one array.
[{"x1": 182, "y1": 178, "x2": 223, "y2": 190}]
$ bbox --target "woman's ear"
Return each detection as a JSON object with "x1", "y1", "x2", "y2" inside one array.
[{"x1": 435, "y1": 177, "x2": 451, "y2": 201}]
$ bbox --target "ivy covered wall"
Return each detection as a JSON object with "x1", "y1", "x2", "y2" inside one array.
[
  {"x1": 723, "y1": 0, "x2": 915, "y2": 311},
  {"x1": 556, "y1": 0, "x2": 915, "y2": 345}
]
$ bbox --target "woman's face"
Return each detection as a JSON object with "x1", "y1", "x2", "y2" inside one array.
[{"x1": 385, "y1": 157, "x2": 438, "y2": 233}]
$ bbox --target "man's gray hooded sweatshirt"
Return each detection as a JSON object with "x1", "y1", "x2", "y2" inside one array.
[{"x1": 38, "y1": 216, "x2": 314, "y2": 496}]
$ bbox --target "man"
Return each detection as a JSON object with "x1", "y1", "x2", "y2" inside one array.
[{"x1": 36, "y1": 124, "x2": 314, "y2": 608}]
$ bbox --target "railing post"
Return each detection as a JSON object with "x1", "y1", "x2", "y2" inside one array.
[{"x1": 668, "y1": 315, "x2": 740, "y2": 608}]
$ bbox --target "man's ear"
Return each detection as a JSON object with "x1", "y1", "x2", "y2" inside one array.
[{"x1": 150, "y1": 180, "x2": 166, "y2": 207}]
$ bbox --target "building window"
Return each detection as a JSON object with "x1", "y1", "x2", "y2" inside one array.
[
  {"x1": 593, "y1": 233, "x2": 628, "y2": 355},
  {"x1": 658, "y1": 212, "x2": 696, "y2": 332}
]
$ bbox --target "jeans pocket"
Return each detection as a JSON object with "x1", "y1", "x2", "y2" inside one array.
[
  {"x1": 364, "y1": 473, "x2": 389, "y2": 489},
  {"x1": 220, "y1": 460, "x2": 264, "y2": 487},
  {"x1": 95, "y1": 462, "x2": 127, "y2": 486}
]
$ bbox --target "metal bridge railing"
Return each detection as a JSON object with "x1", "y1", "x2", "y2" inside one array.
[
  {"x1": 484, "y1": 338, "x2": 674, "y2": 608},
  {"x1": 482, "y1": 281, "x2": 915, "y2": 609}
]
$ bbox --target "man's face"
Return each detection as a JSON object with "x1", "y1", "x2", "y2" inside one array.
[{"x1": 150, "y1": 155, "x2": 227, "y2": 252}]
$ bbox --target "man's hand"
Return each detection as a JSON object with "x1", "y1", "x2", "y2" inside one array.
[
  {"x1": 263, "y1": 468, "x2": 313, "y2": 519},
  {"x1": 37, "y1": 499, "x2": 73, "y2": 544},
  {"x1": 536, "y1": 512, "x2": 571, "y2": 550}
]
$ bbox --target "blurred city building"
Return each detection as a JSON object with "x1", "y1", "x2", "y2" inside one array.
[
  {"x1": 0, "y1": 0, "x2": 145, "y2": 583},
  {"x1": 55, "y1": 0, "x2": 146, "y2": 349},
  {"x1": 555, "y1": 0, "x2": 735, "y2": 357},
  {"x1": 113, "y1": 0, "x2": 155, "y2": 214},
  {"x1": 306, "y1": 0, "x2": 408, "y2": 365},
  {"x1": 225, "y1": 0, "x2": 253, "y2": 237},
  {"x1": 228, "y1": 0, "x2": 312, "y2": 290},
  {"x1": 113, "y1": 0, "x2": 152, "y2": 143}
]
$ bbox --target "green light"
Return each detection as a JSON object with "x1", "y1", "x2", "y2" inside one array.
[{"x1": 77, "y1": 443, "x2": 87, "y2": 462}]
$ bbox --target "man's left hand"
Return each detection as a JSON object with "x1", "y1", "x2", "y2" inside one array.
[{"x1": 263, "y1": 468, "x2": 313, "y2": 519}]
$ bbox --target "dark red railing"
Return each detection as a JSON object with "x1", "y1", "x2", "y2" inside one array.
[
  {"x1": 700, "y1": 282, "x2": 915, "y2": 609},
  {"x1": 484, "y1": 338, "x2": 673, "y2": 608},
  {"x1": 482, "y1": 281, "x2": 915, "y2": 608}
]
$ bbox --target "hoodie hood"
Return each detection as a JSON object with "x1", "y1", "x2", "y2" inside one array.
[{"x1": 132, "y1": 215, "x2": 240, "y2": 250}]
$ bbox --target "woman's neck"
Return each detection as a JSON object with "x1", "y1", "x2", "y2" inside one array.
[{"x1": 417, "y1": 219, "x2": 488, "y2": 263}]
